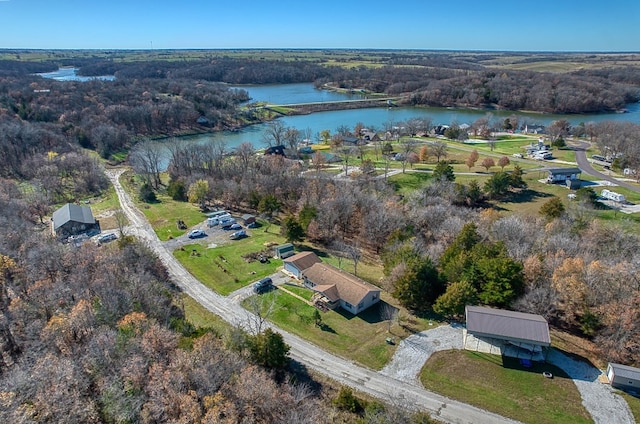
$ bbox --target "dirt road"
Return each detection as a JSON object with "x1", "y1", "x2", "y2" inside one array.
[{"x1": 105, "y1": 168, "x2": 519, "y2": 424}]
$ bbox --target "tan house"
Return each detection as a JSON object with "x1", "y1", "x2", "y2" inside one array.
[
  {"x1": 283, "y1": 251, "x2": 322, "y2": 279},
  {"x1": 301, "y1": 263, "x2": 380, "y2": 315}
]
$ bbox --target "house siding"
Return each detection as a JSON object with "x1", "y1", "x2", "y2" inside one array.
[
  {"x1": 284, "y1": 262, "x2": 301, "y2": 278},
  {"x1": 607, "y1": 363, "x2": 640, "y2": 392}
]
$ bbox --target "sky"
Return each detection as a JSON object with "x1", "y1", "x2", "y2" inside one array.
[{"x1": 0, "y1": 0, "x2": 638, "y2": 52}]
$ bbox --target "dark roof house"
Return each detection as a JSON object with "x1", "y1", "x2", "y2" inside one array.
[
  {"x1": 273, "y1": 243, "x2": 295, "y2": 259},
  {"x1": 265, "y1": 145, "x2": 286, "y2": 156},
  {"x1": 51, "y1": 203, "x2": 100, "y2": 239},
  {"x1": 464, "y1": 305, "x2": 551, "y2": 360}
]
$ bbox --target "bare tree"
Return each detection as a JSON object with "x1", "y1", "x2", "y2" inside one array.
[
  {"x1": 262, "y1": 121, "x2": 286, "y2": 147},
  {"x1": 129, "y1": 140, "x2": 163, "y2": 189},
  {"x1": 380, "y1": 302, "x2": 399, "y2": 333},
  {"x1": 244, "y1": 292, "x2": 277, "y2": 334},
  {"x1": 429, "y1": 141, "x2": 448, "y2": 162}
]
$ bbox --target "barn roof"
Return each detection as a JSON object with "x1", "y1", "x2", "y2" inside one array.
[
  {"x1": 52, "y1": 204, "x2": 95, "y2": 230},
  {"x1": 465, "y1": 305, "x2": 551, "y2": 346}
]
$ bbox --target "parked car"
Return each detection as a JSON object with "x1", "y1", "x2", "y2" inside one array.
[
  {"x1": 253, "y1": 277, "x2": 273, "y2": 294},
  {"x1": 97, "y1": 233, "x2": 117, "y2": 244},
  {"x1": 230, "y1": 229, "x2": 246, "y2": 240},
  {"x1": 188, "y1": 229, "x2": 205, "y2": 239},
  {"x1": 228, "y1": 223, "x2": 242, "y2": 230},
  {"x1": 512, "y1": 153, "x2": 523, "y2": 158}
]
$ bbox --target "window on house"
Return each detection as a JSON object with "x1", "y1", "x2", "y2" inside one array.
[
  {"x1": 344, "y1": 302, "x2": 352, "y2": 309},
  {"x1": 358, "y1": 302, "x2": 364, "y2": 309}
]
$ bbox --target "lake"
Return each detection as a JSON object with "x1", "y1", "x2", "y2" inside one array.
[
  {"x1": 36, "y1": 67, "x2": 115, "y2": 82},
  {"x1": 183, "y1": 83, "x2": 640, "y2": 150},
  {"x1": 38, "y1": 70, "x2": 640, "y2": 151}
]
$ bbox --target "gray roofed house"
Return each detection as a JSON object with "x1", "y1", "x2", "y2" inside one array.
[
  {"x1": 464, "y1": 305, "x2": 551, "y2": 361},
  {"x1": 51, "y1": 203, "x2": 100, "y2": 238},
  {"x1": 607, "y1": 363, "x2": 640, "y2": 393},
  {"x1": 546, "y1": 167, "x2": 582, "y2": 188}
]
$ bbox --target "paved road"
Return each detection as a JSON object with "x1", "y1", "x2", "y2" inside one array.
[
  {"x1": 569, "y1": 140, "x2": 640, "y2": 193},
  {"x1": 104, "y1": 168, "x2": 519, "y2": 424}
]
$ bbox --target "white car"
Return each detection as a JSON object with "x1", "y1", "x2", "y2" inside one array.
[{"x1": 188, "y1": 229, "x2": 205, "y2": 239}]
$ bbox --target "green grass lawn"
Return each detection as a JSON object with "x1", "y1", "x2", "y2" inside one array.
[
  {"x1": 174, "y1": 228, "x2": 286, "y2": 295},
  {"x1": 619, "y1": 392, "x2": 640, "y2": 423},
  {"x1": 420, "y1": 350, "x2": 591, "y2": 424},
  {"x1": 176, "y1": 293, "x2": 232, "y2": 334},
  {"x1": 140, "y1": 194, "x2": 208, "y2": 241},
  {"x1": 281, "y1": 284, "x2": 315, "y2": 301},
  {"x1": 387, "y1": 171, "x2": 432, "y2": 194},
  {"x1": 244, "y1": 289, "x2": 427, "y2": 370}
]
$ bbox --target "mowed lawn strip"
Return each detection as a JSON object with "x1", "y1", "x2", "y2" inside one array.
[
  {"x1": 619, "y1": 392, "x2": 640, "y2": 423},
  {"x1": 174, "y1": 229, "x2": 286, "y2": 295},
  {"x1": 245, "y1": 289, "x2": 421, "y2": 370},
  {"x1": 419, "y1": 350, "x2": 591, "y2": 424},
  {"x1": 140, "y1": 193, "x2": 207, "y2": 241}
]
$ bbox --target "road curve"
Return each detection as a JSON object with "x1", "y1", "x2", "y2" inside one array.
[
  {"x1": 105, "y1": 168, "x2": 519, "y2": 424},
  {"x1": 570, "y1": 140, "x2": 640, "y2": 193}
]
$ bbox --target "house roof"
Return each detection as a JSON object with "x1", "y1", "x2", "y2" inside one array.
[
  {"x1": 313, "y1": 284, "x2": 340, "y2": 302},
  {"x1": 547, "y1": 167, "x2": 581, "y2": 175},
  {"x1": 609, "y1": 363, "x2": 640, "y2": 381},
  {"x1": 52, "y1": 203, "x2": 95, "y2": 230},
  {"x1": 465, "y1": 305, "x2": 551, "y2": 346},
  {"x1": 302, "y1": 263, "x2": 380, "y2": 307},
  {"x1": 283, "y1": 251, "x2": 321, "y2": 273}
]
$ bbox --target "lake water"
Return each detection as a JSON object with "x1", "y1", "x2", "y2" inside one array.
[
  {"x1": 38, "y1": 70, "x2": 640, "y2": 151},
  {"x1": 183, "y1": 84, "x2": 640, "y2": 150},
  {"x1": 36, "y1": 67, "x2": 115, "y2": 81}
]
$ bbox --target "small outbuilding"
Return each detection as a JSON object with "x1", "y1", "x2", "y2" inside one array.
[
  {"x1": 464, "y1": 305, "x2": 551, "y2": 361},
  {"x1": 273, "y1": 243, "x2": 295, "y2": 259},
  {"x1": 241, "y1": 214, "x2": 256, "y2": 226},
  {"x1": 283, "y1": 251, "x2": 321, "y2": 279},
  {"x1": 52, "y1": 203, "x2": 100, "y2": 239},
  {"x1": 607, "y1": 363, "x2": 640, "y2": 393}
]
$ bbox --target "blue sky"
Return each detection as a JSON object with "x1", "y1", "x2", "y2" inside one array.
[{"x1": 0, "y1": 0, "x2": 638, "y2": 51}]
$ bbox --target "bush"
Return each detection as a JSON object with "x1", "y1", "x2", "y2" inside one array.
[
  {"x1": 139, "y1": 183, "x2": 157, "y2": 203},
  {"x1": 333, "y1": 387, "x2": 365, "y2": 414}
]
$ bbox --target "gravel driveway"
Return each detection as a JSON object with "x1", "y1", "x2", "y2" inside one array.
[
  {"x1": 546, "y1": 349, "x2": 635, "y2": 424},
  {"x1": 382, "y1": 322, "x2": 635, "y2": 423},
  {"x1": 380, "y1": 323, "x2": 464, "y2": 384}
]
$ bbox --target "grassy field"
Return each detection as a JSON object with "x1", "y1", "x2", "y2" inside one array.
[
  {"x1": 620, "y1": 392, "x2": 640, "y2": 423},
  {"x1": 420, "y1": 350, "x2": 591, "y2": 424},
  {"x1": 174, "y1": 227, "x2": 286, "y2": 295},
  {"x1": 245, "y1": 288, "x2": 431, "y2": 370}
]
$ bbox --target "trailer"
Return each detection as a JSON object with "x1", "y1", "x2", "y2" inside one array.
[{"x1": 601, "y1": 189, "x2": 625, "y2": 203}]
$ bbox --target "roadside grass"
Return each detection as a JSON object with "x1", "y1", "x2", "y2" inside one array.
[
  {"x1": 141, "y1": 194, "x2": 207, "y2": 241},
  {"x1": 281, "y1": 284, "x2": 314, "y2": 301},
  {"x1": 176, "y1": 293, "x2": 231, "y2": 334},
  {"x1": 245, "y1": 289, "x2": 430, "y2": 370},
  {"x1": 619, "y1": 392, "x2": 640, "y2": 423},
  {"x1": 419, "y1": 350, "x2": 591, "y2": 424},
  {"x1": 174, "y1": 227, "x2": 286, "y2": 295}
]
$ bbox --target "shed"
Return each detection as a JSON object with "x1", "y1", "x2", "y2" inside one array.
[
  {"x1": 274, "y1": 243, "x2": 295, "y2": 259},
  {"x1": 283, "y1": 251, "x2": 321, "y2": 278},
  {"x1": 241, "y1": 214, "x2": 256, "y2": 225},
  {"x1": 51, "y1": 203, "x2": 100, "y2": 238},
  {"x1": 464, "y1": 306, "x2": 551, "y2": 361},
  {"x1": 607, "y1": 363, "x2": 640, "y2": 393}
]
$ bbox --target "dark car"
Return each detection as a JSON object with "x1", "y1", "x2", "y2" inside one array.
[{"x1": 253, "y1": 277, "x2": 273, "y2": 294}]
